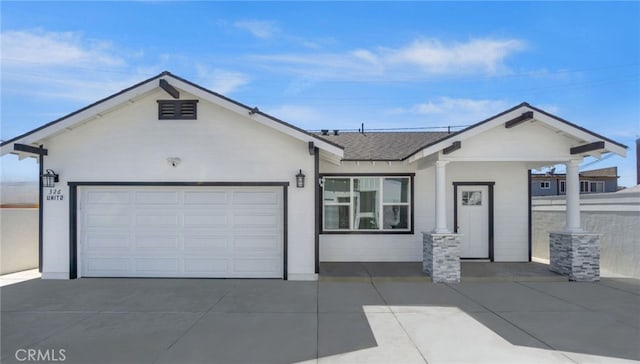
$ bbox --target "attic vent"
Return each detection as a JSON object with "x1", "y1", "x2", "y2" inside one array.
[{"x1": 157, "y1": 100, "x2": 198, "y2": 120}]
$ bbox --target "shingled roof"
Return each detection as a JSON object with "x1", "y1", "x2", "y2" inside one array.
[{"x1": 314, "y1": 131, "x2": 450, "y2": 161}]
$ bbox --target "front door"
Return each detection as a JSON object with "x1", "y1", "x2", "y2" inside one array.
[{"x1": 456, "y1": 185, "x2": 490, "y2": 259}]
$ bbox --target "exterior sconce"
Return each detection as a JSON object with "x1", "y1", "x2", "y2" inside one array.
[
  {"x1": 42, "y1": 169, "x2": 59, "y2": 188},
  {"x1": 296, "y1": 169, "x2": 305, "y2": 188}
]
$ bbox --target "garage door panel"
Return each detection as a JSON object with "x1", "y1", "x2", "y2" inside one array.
[
  {"x1": 183, "y1": 235, "x2": 229, "y2": 249},
  {"x1": 184, "y1": 258, "x2": 229, "y2": 273},
  {"x1": 184, "y1": 191, "x2": 228, "y2": 205},
  {"x1": 183, "y1": 212, "x2": 228, "y2": 227},
  {"x1": 233, "y1": 259, "x2": 281, "y2": 274},
  {"x1": 85, "y1": 258, "x2": 130, "y2": 274},
  {"x1": 81, "y1": 186, "x2": 283, "y2": 278},
  {"x1": 234, "y1": 235, "x2": 280, "y2": 250},
  {"x1": 134, "y1": 191, "x2": 179, "y2": 204},
  {"x1": 134, "y1": 235, "x2": 179, "y2": 249},
  {"x1": 233, "y1": 212, "x2": 279, "y2": 228},
  {"x1": 86, "y1": 235, "x2": 130, "y2": 249},
  {"x1": 232, "y1": 191, "x2": 279, "y2": 205},
  {"x1": 86, "y1": 190, "x2": 130, "y2": 204},
  {"x1": 134, "y1": 258, "x2": 179, "y2": 273},
  {"x1": 87, "y1": 214, "x2": 130, "y2": 228},
  {"x1": 135, "y1": 213, "x2": 179, "y2": 227}
]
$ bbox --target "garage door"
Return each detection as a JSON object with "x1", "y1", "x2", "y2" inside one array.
[{"x1": 79, "y1": 186, "x2": 284, "y2": 278}]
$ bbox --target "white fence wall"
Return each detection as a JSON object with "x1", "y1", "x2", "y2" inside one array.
[
  {"x1": 1, "y1": 207, "x2": 39, "y2": 274},
  {"x1": 532, "y1": 190, "x2": 640, "y2": 278},
  {"x1": 1, "y1": 182, "x2": 39, "y2": 275}
]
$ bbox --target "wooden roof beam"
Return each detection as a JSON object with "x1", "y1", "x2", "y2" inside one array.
[
  {"x1": 505, "y1": 111, "x2": 534, "y2": 128},
  {"x1": 159, "y1": 79, "x2": 180, "y2": 99},
  {"x1": 443, "y1": 141, "x2": 461, "y2": 155},
  {"x1": 570, "y1": 141, "x2": 605, "y2": 155},
  {"x1": 14, "y1": 143, "x2": 47, "y2": 155}
]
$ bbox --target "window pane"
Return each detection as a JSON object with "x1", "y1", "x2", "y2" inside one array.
[
  {"x1": 383, "y1": 205, "x2": 408, "y2": 229},
  {"x1": 591, "y1": 182, "x2": 604, "y2": 193},
  {"x1": 353, "y1": 178, "x2": 380, "y2": 229},
  {"x1": 323, "y1": 178, "x2": 351, "y2": 203},
  {"x1": 462, "y1": 191, "x2": 482, "y2": 206},
  {"x1": 580, "y1": 181, "x2": 589, "y2": 193},
  {"x1": 383, "y1": 178, "x2": 409, "y2": 203},
  {"x1": 324, "y1": 205, "x2": 350, "y2": 229}
]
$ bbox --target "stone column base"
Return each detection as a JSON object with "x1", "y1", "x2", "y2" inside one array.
[
  {"x1": 549, "y1": 231, "x2": 600, "y2": 282},
  {"x1": 423, "y1": 232, "x2": 461, "y2": 283}
]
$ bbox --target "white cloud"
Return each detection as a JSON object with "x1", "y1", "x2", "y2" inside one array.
[
  {"x1": 0, "y1": 29, "x2": 146, "y2": 103},
  {"x1": 387, "y1": 38, "x2": 524, "y2": 74},
  {"x1": 234, "y1": 20, "x2": 279, "y2": 39},
  {"x1": 195, "y1": 65, "x2": 250, "y2": 94},
  {"x1": 1, "y1": 29, "x2": 124, "y2": 67},
  {"x1": 252, "y1": 37, "x2": 525, "y2": 81},
  {"x1": 389, "y1": 97, "x2": 510, "y2": 124}
]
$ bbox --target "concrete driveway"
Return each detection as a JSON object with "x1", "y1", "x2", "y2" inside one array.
[{"x1": 1, "y1": 278, "x2": 638, "y2": 363}]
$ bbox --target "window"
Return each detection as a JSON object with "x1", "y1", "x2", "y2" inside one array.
[
  {"x1": 540, "y1": 181, "x2": 551, "y2": 189},
  {"x1": 322, "y1": 176, "x2": 411, "y2": 232},
  {"x1": 580, "y1": 180, "x2": 590, "y2": 193},
  {"x1": 559, "y1": 180, "x2": 566, "y2": 194},
  {"x1": 158, "y1": 100, "x2": 198, "y2": 119},
  {"x1": 462, "y1": 191, "x2": 482, "y2": 206},
  {"x1": 590, "y1": 181, "x2": 605, "y2": 193}
]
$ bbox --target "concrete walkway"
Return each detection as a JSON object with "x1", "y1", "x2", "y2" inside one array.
[{"x1": 1, "y1": 278, "x2": 639, "y2": 363}]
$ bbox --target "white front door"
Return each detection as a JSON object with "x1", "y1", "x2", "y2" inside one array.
[
  {"x1": 79, "y1": 186, "x2": 284, "y2": 278},
  {"x1": 457, "y1": 185, "x2": 489, "y2": 259}
]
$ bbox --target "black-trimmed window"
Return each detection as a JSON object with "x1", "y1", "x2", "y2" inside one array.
[
  {"x1": 158, "y1": 100, "x2": 198, "y2": 119},
  {"x1": 322, "y1": 176, "x2": 412, "y2": 232}
]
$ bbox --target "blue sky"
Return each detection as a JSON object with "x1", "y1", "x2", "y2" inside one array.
[{"x1": 1, "y1": 1, "x2": 639, "y2": 186}]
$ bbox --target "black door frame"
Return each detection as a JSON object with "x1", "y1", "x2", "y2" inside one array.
[{"x1": 453, "y1": 181, "x2": 495, "y2": 261}]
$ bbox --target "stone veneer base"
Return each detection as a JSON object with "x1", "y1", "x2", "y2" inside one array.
[
  {"x1": 549, "y1": 231, "x2": 601, "y2": 282},
  {"x1": 423, "y1": 232, "x2": 461, "y2": 283}
]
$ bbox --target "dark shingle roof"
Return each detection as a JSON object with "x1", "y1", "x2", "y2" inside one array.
[{"x1": 314, "y1": 132, "x2": 450, "y2": 160}]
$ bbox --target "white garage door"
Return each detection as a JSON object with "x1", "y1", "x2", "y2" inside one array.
[{"x1": 79, "y1": 186, "x2": 284, "y2": 278}]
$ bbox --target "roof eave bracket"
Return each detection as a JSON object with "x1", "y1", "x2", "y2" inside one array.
[
  {"x1": 505, "y1": 111, "x2": 534, "y2": 128},
  {"x1": 14, "y1": 143, "x2": 48, "y2": 156},
  {"x1": 442, "y1": 141, "x2": 461, "y2": 155},
  {"x1": 159, "y1": 79, "x2": 180, "y2": 99},
  {"x1": 570, "y1": 141, "x2": 605, "y2": 155}
]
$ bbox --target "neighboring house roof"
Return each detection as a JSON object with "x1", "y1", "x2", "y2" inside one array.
[
  {"x1": 532, "y1": 166, "x2": 619, "y2": 179},
  {"x1": 313, "y1": 131, "x2": 449, "y2": 161},
  {"x1": 581, "y1": 166, "x2": 618, "y2": 178},
  {"x1": 0, "y1": 71, "x2": 344, "y2": 158}
]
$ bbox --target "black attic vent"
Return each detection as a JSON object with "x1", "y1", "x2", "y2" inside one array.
[{"x1": 158, "y1": 100, "x2": 198, "y2": 120}]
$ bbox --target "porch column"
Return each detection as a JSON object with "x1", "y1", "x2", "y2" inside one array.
[
  {"x1": 424, "y1": 160, "x2": 460, "y2": 283},
  {"x1": 549, "y1": 158, "x2": 600, "y2": 282},
  {"x1": 434, "y1": 160, "x2": 450, "y2": 233},
  {"x1": 564, "y1": 159, "x2": 582, "y2": 232}
]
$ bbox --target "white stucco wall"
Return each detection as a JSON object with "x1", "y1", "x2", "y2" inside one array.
[
  {"x1": 319, "y1": 160, "x2": 530, "y2": 262},
  {"x1": 532, "y1": 192, "x2": 640, "y2": 278},
  {"x1": 39, "y1": 89, "x2": 316, "y2": 279}
]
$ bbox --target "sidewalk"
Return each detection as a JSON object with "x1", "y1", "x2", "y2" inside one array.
[{"x1": 0, "y1": 269, "x2": 40, "y2": 287}]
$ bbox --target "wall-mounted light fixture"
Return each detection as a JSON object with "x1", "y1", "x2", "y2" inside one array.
[
  {"x1": 296, "y1": 169, "x2": 305, "y2": 188},
  {"x1": 42, "y1": 169, "x2": 59, "y2": 188}
]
